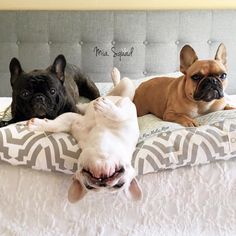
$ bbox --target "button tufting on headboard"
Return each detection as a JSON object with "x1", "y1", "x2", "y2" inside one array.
[
  {"x1": 0, "y1": 10, "x2": 236, "y2": 96},
  {"x1": 143, "y1": 40, "x2": 148, "y2": 45},
  {"x1": 207, "y1": 40, "x2": 212, "y2": 45},
  {"x1": 175, "y1": 40, "x2": 180, "y2": 45}
]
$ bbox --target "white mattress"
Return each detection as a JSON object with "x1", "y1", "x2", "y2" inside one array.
[
  {"x1": 0, "y1": 157, "x2": 236, "y2": 235},
  {"x1": 1, "y1": 91, "x2": 236, "y2": 235}
]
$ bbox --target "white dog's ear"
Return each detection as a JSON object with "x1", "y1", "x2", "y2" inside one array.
[
  {"x1": 68, "y1": 178, "x2": 87, "y2": 203},
  {"x1": 125, "y1": 178, "x2": 143, "y2": 201}
]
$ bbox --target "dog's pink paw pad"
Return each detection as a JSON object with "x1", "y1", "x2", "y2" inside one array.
[{"x1": 27, "y1": 118, "x2": 46, "y2": 131}]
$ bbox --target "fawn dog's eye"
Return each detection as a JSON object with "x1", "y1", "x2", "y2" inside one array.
[
  {"x1": 219, "y1": 73, "x2": 227, "y2": 80},
  {"x1": 191, "y1": 74, "x2": 203, "y2": 81}
]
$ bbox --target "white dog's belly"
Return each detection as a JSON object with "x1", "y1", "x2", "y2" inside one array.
[
  {"x1": 82, "y1": 128, "x2": 131, "y2": 154},
  {"x1": 75, "y1": 95, "x2": 139, "y2": 183},
  {"x1": 76, "y1": 95, "x2": 139, "y2": 150}
]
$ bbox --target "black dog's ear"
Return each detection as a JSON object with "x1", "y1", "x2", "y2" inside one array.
[
  {"x1": 9, "y1": 58, "x2": 23, "y2": 86},
  {"x1": 180, "y1": 45, "x2": 198, "y2": 74},
  {"x1": 51, "y1": 54, "x2": 66, "y2": 83}
]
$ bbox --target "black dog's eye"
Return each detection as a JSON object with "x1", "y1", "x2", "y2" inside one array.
[
  {"x1": 220, "y1": 73, "x2": 227, "y2": 80},
  {"x1": 50, "y1": 88, "x2": 56, "y2": 95},
  {"x1": 21, "y1": 90, "x2": 30, "y2": 97},
  {"x1": 113, "y1": 182, "x2": 125, "y2": 189},
  {"x1": 191, "y1": 74, "x2": 203, "y2": 81}
]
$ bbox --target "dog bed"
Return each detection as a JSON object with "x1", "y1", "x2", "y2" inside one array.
[{"x1": 1, "y1": 94, "x2": 236, "y2": 176}]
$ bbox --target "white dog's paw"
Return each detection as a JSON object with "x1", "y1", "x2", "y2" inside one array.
[
  {"x1": 111, "y1": 67, "x2": 120, "y2": 86},
  {"x1": 93, "y1": 97, "x2": 116, "y2": 118},
  {"x1": 27, "y1": 118, "x2": 48, "y2": 132}
]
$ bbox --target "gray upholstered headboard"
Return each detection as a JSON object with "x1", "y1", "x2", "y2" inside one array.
[{"x1": 0, "y1": 10, "x2": 236, "y2": 96}]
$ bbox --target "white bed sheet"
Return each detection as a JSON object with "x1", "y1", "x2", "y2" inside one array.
[{"x1": 0, "y1": 158, "x2": 236, "y2": 235}]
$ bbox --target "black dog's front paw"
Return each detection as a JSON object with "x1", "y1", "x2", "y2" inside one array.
[{"x1": 0, "y1": 120, "x2": 10, "y2": 128}]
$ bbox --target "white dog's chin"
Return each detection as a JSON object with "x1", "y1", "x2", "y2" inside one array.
[{"x1": 68, "y1": 166, "x2": 142, "y2": 203}]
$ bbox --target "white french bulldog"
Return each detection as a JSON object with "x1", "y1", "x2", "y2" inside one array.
[{"x1": 27, "y1": 68, "x2": 142, "y2": 202}]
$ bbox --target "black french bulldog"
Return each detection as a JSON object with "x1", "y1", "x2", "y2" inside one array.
[{"x1": 0, "y1": 55, "x2": 100, "y2": 127}]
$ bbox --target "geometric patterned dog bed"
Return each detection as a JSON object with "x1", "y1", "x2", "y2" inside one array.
[{"x1": 1, "y1": 110, "x2": 236, "y2": 176}]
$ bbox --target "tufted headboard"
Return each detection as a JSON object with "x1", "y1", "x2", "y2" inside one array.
[{"x1": 0, "y1": 10, "x2": 236, "y2": 96}]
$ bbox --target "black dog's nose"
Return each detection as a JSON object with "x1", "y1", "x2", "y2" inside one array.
[
  {"x1": 207, "y1": 77, "x2": 219, "y2": 86},
  {"x1": 35, "y1": 94, "x2": 45, "y2": 102},
  {"x1": 210, "y1": 78, "x2": 217, "y2": 84}
]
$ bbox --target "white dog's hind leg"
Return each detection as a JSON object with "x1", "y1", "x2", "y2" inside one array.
[
  {"x1": 108, "y1": 74, "x2": 136, "y2": 101},
  {"x1": 27, "y1": 112, "x2": 82, "y2": 133},
  {"x1": 111, "y1": 67, "x2": 121, "y2": 86},
  {"x1": 93, "y1": 97, "x2": 134, "y2": 122}
]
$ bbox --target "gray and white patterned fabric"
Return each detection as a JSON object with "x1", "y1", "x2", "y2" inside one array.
[
  {"x1": 133, "y1": 120, "x2": 235, "y2": 175},
  {"x1": 1, "y1": 110, "x2": 236, "y2": 176},
  {"x1": 0, "y1": 124, "x2": 80, "y2": 174}
]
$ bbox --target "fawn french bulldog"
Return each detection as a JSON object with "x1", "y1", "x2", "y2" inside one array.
[{"x1": 134, "y1": 43, "x2": 234, "y2": 126}]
